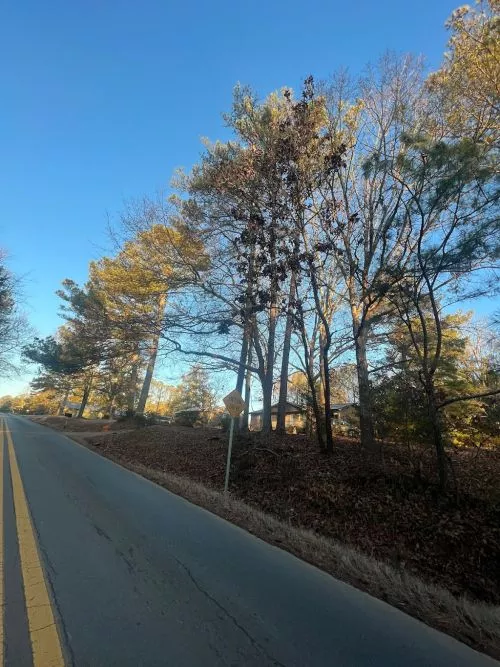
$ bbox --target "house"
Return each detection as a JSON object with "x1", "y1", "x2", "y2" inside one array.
[
  {"x1": 62, "y1": 400, "x2": 83, "y2": 417},
  {"x1": 173, "y1": 407, "x2": 205, "y2": 426},
  {"x1": 62, "y1": 400, "x2": 98, "y2": 418},
  {"x1": 330, "y1": 403, "x2": 359, "y2": 424},
  {"x1": 249, "y1": 401, "x2": 359, "y2": 432},
  {"x1": 249, "y1": 401, "x2": 306, "y2": 432}
]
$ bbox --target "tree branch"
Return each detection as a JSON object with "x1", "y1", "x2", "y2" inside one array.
[{"x1": 438, "y1": 388, "x2": 500, "y2": 410}]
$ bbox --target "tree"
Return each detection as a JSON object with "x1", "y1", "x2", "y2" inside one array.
[
  {"x1": 89, "y1": 239, "x2": 166, "y2": 415},
  {"x1": 29, "y1": 370, "x2": 73, "y2": 412},
  {"x1": 90, "y1": 201, "x2": 207, "y2": 414},
  {"x1": 23, "y1": 328, "x2": 97, "y2": 416},
  {"x1": 145, "y1": 379, "x2": 173, "y2": 415},
  {"x1": 0, "y1": 253, "x2": 29, "y2": 378},
  {"x1": 168, "y1": 365, "x2": 217, "y2": 417},
  {"x1": 0, "y1": 395, "x2": 14, "y2": 412},
  {"x1": 373, "y1": 312, "x2": 500, "y2": 452},
  {"x1": 308, "y1": 57, "x2": 430, "y2": 452},
  {"x1": 179, "y1": 88, "x2": 299, "y2": 434},
  {"x1": 8, "y1": 390, "x2": 60, "y2": 415},
  {"x1": 58, "y1": 277, "x2": 143, "y2": 413},
  {"x1": 387, "y1": 130, "x2": 500, "y2": 486},
  {"x1": 90, "y1": 356, "x2": 135, "y2": 417},
  {"x1": 172, "y1": 81, "x2": 348, "y2": 446},
  {"x1": 329, "y1": 364, "x2": 358, "y2": 404},
  {"x1": 427, "y1": 0, "x2": 500, "y2": 144}
]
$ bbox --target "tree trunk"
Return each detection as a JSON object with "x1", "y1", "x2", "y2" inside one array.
[
  {"x1": 306, "y1": 360, "x2": 324, "y2": 451},
  {"x1": 430, "y1": 406, "x2": 447, "y2": 490},
  {"x1": 136, "y1": 296, "x2": 166, "y2": 415},
  {"x1": 106, "y1": 396, "x2": 115, "y2": 418},
  {"x1": 261, "y1": 370, "x2": 274, "y2": 434},
  {"x1": 136, "y1": 334, "x2": 159, "y2": 415},
  {"x1": 57, "y1": 387, "x2": 69, "y2": 416},
  {"x1": 321, "y1": 336, "x2": 334, "y2": 453},
  {"x1": 297, "y1": 306, "x2": 325, "y2": 451},
  {"x1": 77, "y1": 375, "x2": 93, "y2": 418},
  {"x1": 236, "y1": 322, "x2": 251, "y2": 434},
  {"x1": 241, "y1": 346, "x2": 252, "y2": 433},
  {"x1": 318, "y1": 334, "x2": 326, "y2": 407},
  {"x1": 262, "y1": 283, "x2": 278, "y2": 435},
  {"x1": 308, "y1": 264, "x2": 333, "y2": 452},
  {"x1": 127, "y1": 358, "x2": 139, "y2": 413},
  {"x1": 276, "y1": 274, "x2": 296, "y2": 434},
  {"x1": 354, "y1": 320, "x2": 377, "y2": 452},
  {"x1": 236, "y1": 239, "x2": 255, "y2": 396},
  {"x1": 236, "y1": 332, "x2": 249, "y2": 395},
  {"x1": 423, "y1": 380, "x2": 448, "y2": 489}
]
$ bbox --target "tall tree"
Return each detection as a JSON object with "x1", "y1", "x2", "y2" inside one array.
[
  {"x1": 23, "y1": 329, "x2": 95, "y2": 415},
  {"x1": 385, "y1": 132, "x2": 499, "y2": 486},
  {"x1": 89, "y1": 236, "x2": 166, "y2": 415},
  {"x1": 168, "y1": 365, "x2": 217, "y2": 415},
  {"x1": 145, "y1": 379, "x2": 174, "y2": 415},
  {"x1": 374, "y1": 312, "x2": 500, "y2": 452},
  {"x1": 315, "y1": 57, "x2": 429, "y2": 452},
  {"x1": 58, "y1": 277, "x2": 143, "y2": 413},
  {"x1": 91, "y1": 355, "x2": 135, "y2": 417},
  {"x1": 102, "y1": 201, "x2": 209, "y2": 414},
  {"x1": 0, "y1": 253, "x2": 28, "y2": 377}
]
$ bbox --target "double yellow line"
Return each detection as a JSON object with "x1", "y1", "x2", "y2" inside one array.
[{"x1": 0, "y1": 418, "x2": 65, "y2": 667}]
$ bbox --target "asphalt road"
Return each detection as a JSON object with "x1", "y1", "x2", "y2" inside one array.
[{"x1": 1, "y1": 414, "x2": 497, "y2": 667}]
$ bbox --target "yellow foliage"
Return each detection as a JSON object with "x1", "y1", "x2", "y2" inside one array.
[
  {"x1": 90, "y1": 222, "x2": 206, "y2": 324},
  {"x1": 427, "y1": 0, "x2": 500, "y2": 143}
]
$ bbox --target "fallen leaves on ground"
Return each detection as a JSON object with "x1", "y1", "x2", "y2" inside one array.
[{"x1": 31, "y1": 415, "x2": 132, "y2": 432}]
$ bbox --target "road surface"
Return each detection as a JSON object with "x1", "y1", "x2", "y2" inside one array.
[{"x1": 0, "y1": 414, "x2": 497, "y2": 666}]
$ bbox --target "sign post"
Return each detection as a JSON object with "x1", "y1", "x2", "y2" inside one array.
[{"x1": 222, "y1": 389, "x2": 245, "y2": 493}]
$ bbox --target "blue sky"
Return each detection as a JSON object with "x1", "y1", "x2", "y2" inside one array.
[{"x1": 1, "y1": 0, "x2": 461, "y2": 395}]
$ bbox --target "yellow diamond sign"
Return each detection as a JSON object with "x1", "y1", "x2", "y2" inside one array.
[{"x1": 223, "y1": 389, "x2": 245, "y2": 418}]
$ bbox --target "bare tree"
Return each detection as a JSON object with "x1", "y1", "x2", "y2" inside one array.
[
  {"x1": 0, "y1": 253, "x2": 30, "y2": 378},
  {"x1": 318, "y1": 56, "x2": 433, "y2": 452}
]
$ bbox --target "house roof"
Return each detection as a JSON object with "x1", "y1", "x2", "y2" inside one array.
[
  {"x1": 250, "y1": 402, "x2": 357, "y2": 416},
  {"x1": 250, "y1": 401, "x2": 304, "y2": 416},
  {"x1": 331, "y1": 403, "x2": 357, "y2": 410},
  {"x1": 63, "y1": 400, "x2": 98, "y2": 412},
  {"x1": 64, "y1": 401, "x2": 82, "y2": 410},
  {"x1": 173, "y1": 407, "x2": 204, "y2": 415}
]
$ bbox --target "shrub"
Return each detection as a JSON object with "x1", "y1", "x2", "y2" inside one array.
[{"x1": 174, "y1": 410, "x2": 199, "y2": 427}]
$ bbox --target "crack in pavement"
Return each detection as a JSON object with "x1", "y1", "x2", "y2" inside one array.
[
  {"x1": 33, "y1": 622, "x2": 56, "y2": 633},
  {"x1": 91, "y1": 522, "x2": 112, "y2": 542},
  {"x1": 91, "y1": 521, "x2": 140, "y2": 577},
  {"x1": 172, "y1": 556, "x2": 287, "y2": 667}
]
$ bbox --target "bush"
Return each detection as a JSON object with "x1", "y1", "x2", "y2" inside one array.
[
  {"x1": 133, "y1": 413, "x2": 148, "y2": 428},
  {"x1": 117, "y1": 411, "x2": 151, "y2": 428},
  {"x1": 174, "y1": 411, "x2": 199, "y2": 427}
]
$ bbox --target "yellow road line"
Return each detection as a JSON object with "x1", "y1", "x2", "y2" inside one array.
[
  {"x1": 0, "y1": 418, "x2": 4, "y2": 667},
  {"x1": 5, "y1": 421, "x2": 65, "y2": 667}
]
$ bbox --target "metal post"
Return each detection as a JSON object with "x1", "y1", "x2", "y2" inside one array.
[{"x1": 224, "y1": 417, "x2": 235, "y2": 493}]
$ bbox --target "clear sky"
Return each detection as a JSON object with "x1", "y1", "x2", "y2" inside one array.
[{"x1": 1, "y1": 0, "x2": 460, "y2": 395}]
